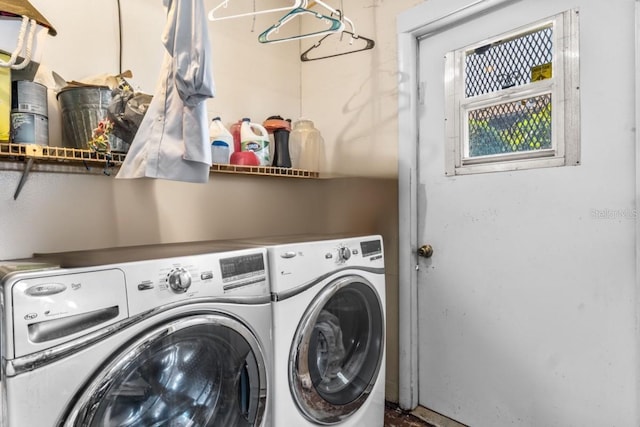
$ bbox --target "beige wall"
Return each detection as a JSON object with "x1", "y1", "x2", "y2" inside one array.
[
  {"x1": 0, "y1": 0, "x2": 423, "y2": 403},
  {"x1": 300, "y1": 0, "x2": 424, "y2": 179}
]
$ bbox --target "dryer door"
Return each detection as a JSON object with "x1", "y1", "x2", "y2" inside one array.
[
  {"x1": 290, "y1": 275, "x2": 384, "y2": 424},
  {"x1": 63, "y1": 314, "x2": 267, "y2": 427}
]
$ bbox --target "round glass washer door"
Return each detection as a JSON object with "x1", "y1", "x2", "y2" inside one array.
[
  {"x1": 289, "y1": 275, "x2": 384, "y2": 425},
  {"x1": 64, "y1": 314, "x2": 267, "y2": 427}
]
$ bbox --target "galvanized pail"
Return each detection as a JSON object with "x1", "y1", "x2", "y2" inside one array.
[{"x1": 57, "y1": 86, "x2": 128, "y2": 152}]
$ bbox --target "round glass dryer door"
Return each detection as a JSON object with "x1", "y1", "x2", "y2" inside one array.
[
  {"x1": 64, "y1": 314, "x2": 267, "y2": 427},
  {"x1": 290, "y1": 275, "x2": 384, "y2": 424}
]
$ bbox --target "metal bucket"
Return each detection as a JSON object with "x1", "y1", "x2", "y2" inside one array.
[{"x1": 57, "y1": 86, "x2": 129, "y2": 152}]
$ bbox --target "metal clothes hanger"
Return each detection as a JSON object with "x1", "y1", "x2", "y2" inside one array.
[
  {"x1": 300, "y1": 30, "x2": 375, "y2": 61},
  {"x1": 208, "y1": 0, "x2": 303, "y2": 22},
  {"x1": 300, "y1": 10, "x2": 375, "y2": 61},
  {"x1": 257, "y1": 6, "x2": 344, "y2": 44}
]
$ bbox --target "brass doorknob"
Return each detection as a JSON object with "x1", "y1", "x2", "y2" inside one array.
[{"x1": 418, "y1": 244, "x2": 433, "y2": 258}]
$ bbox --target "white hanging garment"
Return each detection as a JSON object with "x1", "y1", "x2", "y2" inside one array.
[{"x1": 116, "y1": 0, "x2": 215, "y2": 183}]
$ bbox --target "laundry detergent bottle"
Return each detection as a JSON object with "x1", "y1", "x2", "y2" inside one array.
[
  {"x1": 209, "y1": 117, "x2": 234, "y2": 164},
  {"x1": 240, "y1": 118, "x2": 270, "y2": 166}
]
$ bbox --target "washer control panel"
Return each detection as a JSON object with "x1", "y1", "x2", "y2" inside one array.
[{"x1": 125, "y1": 248, "x2": 269, "y2": 316}]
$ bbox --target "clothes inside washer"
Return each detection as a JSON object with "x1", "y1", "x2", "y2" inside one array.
[{"x1": 313, "y1": 310, "x2": 346, "y2": 383}]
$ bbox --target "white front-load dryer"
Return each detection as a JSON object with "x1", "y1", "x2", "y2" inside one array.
[
  {"x1": 262, "y1": 235, "x2": 386, "y2": 426},
  {"x1": 0, "y1": 243, "x2": 273, "y2": 427}
]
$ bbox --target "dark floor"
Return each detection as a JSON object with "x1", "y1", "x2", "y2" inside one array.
[{"x1": 384, "y1": 402, "x2": 435, "y2": 427}]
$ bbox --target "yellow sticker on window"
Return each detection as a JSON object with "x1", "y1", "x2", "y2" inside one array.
[{"x1": 531, "y1": 62, "x2": 552, "y2": 81}]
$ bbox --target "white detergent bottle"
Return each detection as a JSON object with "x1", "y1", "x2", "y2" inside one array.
[
  {"x1": 240, "y1": 118, "x2": 270, "y2": 166},
  {"x1": 209, "y1": 116, "x2": 234, "y2": 164}
]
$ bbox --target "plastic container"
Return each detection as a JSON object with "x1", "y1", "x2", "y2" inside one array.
[
  {"x1": 230, "y1": 120, "x2": 242, "y2": 153},
  {"x1": 289, "y1": 119, "x2": 324, "y2": 171},
  {"x1": 240, "y1": 118, "x2": 270, "y2": 166},
  {"x1": 272, "y1": 127, "x2": 291, "y2": 168},
  {"x1": 264, "y1": 115, "x2": 292, "y2": 168},
  {"x1": 209, "y1": 116, "x2": 234, "y2": 164},
  {"x1": 230, "y1": 151, "x2": 260, "y2": 166}
]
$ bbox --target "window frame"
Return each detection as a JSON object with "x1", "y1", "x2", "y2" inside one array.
[{"x1": 444, "y1": 9, "x2": 580, "y2": 176}]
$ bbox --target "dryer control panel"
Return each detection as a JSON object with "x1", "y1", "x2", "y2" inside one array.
[
  {"x1": 268, "y1": 235, "x2": 385, "y2": 294},
  {"x1": 323, "y1": 238, "x2": 383, "y2": 264},
  {"x1": 336, "y1": 245, "x2": 352, "y2": 263}
]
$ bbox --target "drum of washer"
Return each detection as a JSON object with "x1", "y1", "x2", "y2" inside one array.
[{"x1": 63, "y1": 313, "x2": 268, "y2": 427}]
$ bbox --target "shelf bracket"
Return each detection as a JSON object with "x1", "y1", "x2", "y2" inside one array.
[{"x1": 13, "y1": 144, "x2": 44, "y2": 200}]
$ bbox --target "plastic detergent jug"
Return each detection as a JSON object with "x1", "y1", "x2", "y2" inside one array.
[
  {"x1": 230, "y1": 120, "x2": 242, "y2": 153},
  {"x1": 289, "y1": 119, "x2": 324, "y2": 171},
  {"x1": 240, "y1": 118, "x2": 270, "y2": 166},
  {"x1": 209, "y1": 117, "x2": 234, "y2": 164}
]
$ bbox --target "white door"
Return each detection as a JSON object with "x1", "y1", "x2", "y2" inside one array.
[{"x1": 400, "y1": 0, "x2": 639, "y2": 426}]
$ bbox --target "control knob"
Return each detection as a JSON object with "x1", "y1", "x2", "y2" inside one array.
[
  {"x1": 337, "y1": 246, "x2": 352, "y2": 263},
  {"x1": 168, "y1": 268, "x2": 192, "y2": 293}
]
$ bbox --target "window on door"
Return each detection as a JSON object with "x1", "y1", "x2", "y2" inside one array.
[{"x1": 444, "y1": 9, "x2": 580, "y2": 175}]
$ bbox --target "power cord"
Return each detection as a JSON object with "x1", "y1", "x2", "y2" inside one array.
[{"x1": 116, "y1": 0, "x2": 123, "y2": 74}]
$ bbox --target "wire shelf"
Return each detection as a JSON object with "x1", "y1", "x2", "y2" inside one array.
[
  {"x1": 0, "y1": 143, "x2": 320, "y2": 178},
  {"x1": 0, "y1": 143, "x2": 126, "y2": 165},
  {"x1": 211, "y1": 163, "x2": 319, "y2": 178}
]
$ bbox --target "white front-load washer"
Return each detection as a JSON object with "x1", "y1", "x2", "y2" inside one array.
[
  {"x1": 258, "y1": 235, "x2": 386, "y2": 426},
  {"x1": 0, "y1": 242, "x2": 273, "y2": 427}
]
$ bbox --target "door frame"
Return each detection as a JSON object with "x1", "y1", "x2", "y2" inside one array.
[{"x1": 396, "y1": 0, "x2": 640, "y2": 412}]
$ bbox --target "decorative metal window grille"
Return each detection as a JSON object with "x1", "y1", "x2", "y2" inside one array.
[
  {"x1": 465, "y1": 26, "x2": 553, "y2": 97},
  {"x1": 444, "y1": 9, "x2": 580, "y2": 175},
  {"x1": 468, "y1": 94, "x2": 552, "y2": 157}
]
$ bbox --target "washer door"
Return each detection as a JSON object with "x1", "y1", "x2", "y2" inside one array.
[
  {"x1": 290, "y1": 275, "x2": 384, "y2": 424},
  {"x1": 64, "y1": 314, "x2": 267, "y2": 427}
]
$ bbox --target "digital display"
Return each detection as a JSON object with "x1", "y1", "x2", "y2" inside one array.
[
  {"x1": 360, "y1": 239, "x2": 382, "y2": 257},
  {"x1": 220, "y1": 253, "x2": 265, "y2": 280}
]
